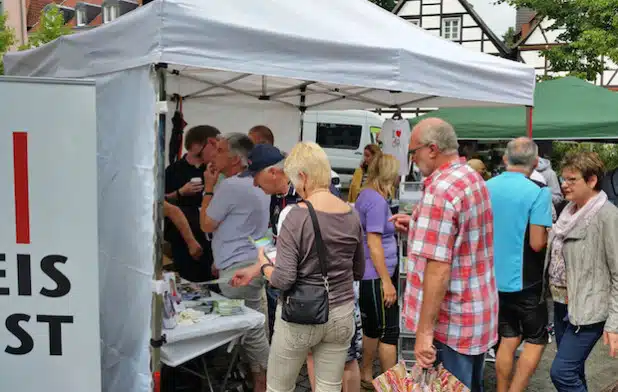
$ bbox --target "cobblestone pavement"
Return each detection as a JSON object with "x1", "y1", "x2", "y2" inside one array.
[{"x1": 293, "y1": 341, "x2": 618, "y2": 391}]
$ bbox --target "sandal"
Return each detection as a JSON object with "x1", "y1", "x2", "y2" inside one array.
[{"x1": 361, "y1": 379, "x2": 375, "y2": 390}]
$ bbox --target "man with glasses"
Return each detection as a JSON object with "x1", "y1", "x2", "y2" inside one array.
[
  {"x1": 392, "y1": 118, "x2": 498, "y2": 392},
  {"x1": 164, "y1": 125, "x2": 221, "y2": 282}
]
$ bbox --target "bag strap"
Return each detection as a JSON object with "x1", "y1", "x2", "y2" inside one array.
[{"x1": 304, "y1": 201, "x2": 329, "y2": 291}]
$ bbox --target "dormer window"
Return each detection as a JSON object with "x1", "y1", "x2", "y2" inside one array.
[
  {"x1": 76, "y1": 7, "x2": 88, "y2": 27},
  {"x1": 103, "y1": 4, "x2": 119, "y2": 23}
]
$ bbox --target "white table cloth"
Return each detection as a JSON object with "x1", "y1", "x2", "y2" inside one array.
[{"x1": 161, "y1": 293, "x2": 265, "y2": 367}]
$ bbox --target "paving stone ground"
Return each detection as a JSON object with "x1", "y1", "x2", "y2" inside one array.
[{"x1": 292, "y1": 341, "x2": 618, "y2": 392}]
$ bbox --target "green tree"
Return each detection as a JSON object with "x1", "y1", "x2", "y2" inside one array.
[
  {"x1": 369, "y1": 0, "x2": 397, "y2": 11},
  {"x1": 501, "y1": 0, "x2": 618, "y2": 82},
  {"x1": 21, "y1": 5, "x2": 72, "y2": 50},
  {"x1": 551, "y1": 142, "x2": 618, "y2": 172},
  {"x1": 0, "y1": 12, "x2": 16, "y2": 75},
  {"x1": 502, "y1": 26, "x2": 516, "y2": 48}
]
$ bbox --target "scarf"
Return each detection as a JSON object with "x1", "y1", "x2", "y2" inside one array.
[{"x1": 549, "y1": 191, "x2": 608, "y2": 290}]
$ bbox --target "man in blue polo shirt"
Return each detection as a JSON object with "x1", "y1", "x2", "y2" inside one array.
[{"x1": 487, "y1": 137, "x2": 553, "y2": 392}]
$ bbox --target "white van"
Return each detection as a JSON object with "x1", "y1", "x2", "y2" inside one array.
[{"x1": 302, "y1": 110, "x2": 384, "y2": 189}]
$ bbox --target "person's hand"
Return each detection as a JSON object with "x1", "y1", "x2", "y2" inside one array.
[
  {"x1": 187, "y1": 240, "x2": 203, "y2": 260},
  {"x1": 389, "y1": 214, "x2": 411, "y2": 233},
  {"x1": 603, "y1": 331, "x2": 618, "y2": 358},
  {"x1": 179, "y1": 181, "x2": 203, "y2": 196},
  {"x1": 382, "y1": 278, "x2": 397, "y2": 307},
  {"x1": 230, "y1": 264, "x2": 261, "y2": 287},
  {"x1": 211, "y1": 263, "x2": 219, "y2": 278},
  {"x1": 203, "y1": 163, "x2": 220, "y2": 190},
  {"x1": 414, "y1": 330, "x2": 436, "y2": 369}
]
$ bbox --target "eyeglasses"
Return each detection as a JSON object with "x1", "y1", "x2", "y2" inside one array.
[
  {"x1": 560, "y1": 176, "x2": 583, "y2": 185},
  {"x1": 408, "y1": 144, "x2": 430, "y2": 159}
]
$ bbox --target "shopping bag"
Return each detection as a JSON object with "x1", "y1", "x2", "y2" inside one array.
[{"x1": 372, "y1": 361, "x2": 470, "y2": 392}]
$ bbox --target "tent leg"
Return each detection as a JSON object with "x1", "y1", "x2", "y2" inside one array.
[
  {"x1": 299, "y1": 85, "x2": 307, "y2": 142},
  {"x1": 151, "y1": 63, "x2": 167, "y2": 381},
  {"x1": 526, "y1": 106, "x2": 533, "y2": 138}
]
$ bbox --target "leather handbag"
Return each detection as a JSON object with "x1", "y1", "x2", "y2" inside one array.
[{"x1": 281, "y1": 201, "x2": 330, "y2": 325}]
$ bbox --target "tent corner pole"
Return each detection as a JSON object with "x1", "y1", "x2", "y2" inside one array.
[
  {"x1": 526, "y1": 106, "x2": 533, "y2": 138},
  {"x1": 298, "y1": 85, "x2": 307, "y2": 142},
  {"x1": 151, "y1": 62, "x2": 167, "y2": 383}
]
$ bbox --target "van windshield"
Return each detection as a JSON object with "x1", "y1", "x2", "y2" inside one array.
[{"x1": 316, "y1": 123, "x2": 362, "y2": 150}]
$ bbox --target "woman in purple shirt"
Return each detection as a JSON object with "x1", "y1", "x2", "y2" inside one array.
[{"x1": 354, "y1": 154, "x2": 401, "y2": 388}]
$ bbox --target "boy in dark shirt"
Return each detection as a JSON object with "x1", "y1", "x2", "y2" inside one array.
[{"x1": 164, "y1": 125, "x2": 220, "y2": 282}]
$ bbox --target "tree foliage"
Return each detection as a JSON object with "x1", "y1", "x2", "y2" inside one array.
[
  {"x1": 502, "y1": 0, "x2": 618, "y2": 82},
  {"x1": 20, "y1": 5, "x2": 72, "y2": 50},
  {"x1": 502, "y1": 26, "x2": 516, "y2": 48},
  {"x1": 369, "y1": 0, "x2": 397, "y2": 11},
  {"x1": 551, "y1": 142, "x2": 618, "y2": 172},
  {"x1": 0, "y1": 12, "x2": 16, "y2": 75}
]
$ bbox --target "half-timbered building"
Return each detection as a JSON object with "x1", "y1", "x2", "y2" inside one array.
[
  {"x1": 514, "y1": 9, "x2": 618, "y2": 90},
  {"x1": 393, "y1": 0, "x2": 512, "y2": 59}
]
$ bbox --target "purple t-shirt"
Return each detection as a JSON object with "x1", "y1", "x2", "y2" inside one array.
[{"x1": 354, "y1": 188, "x2": 398, "y2": 280}]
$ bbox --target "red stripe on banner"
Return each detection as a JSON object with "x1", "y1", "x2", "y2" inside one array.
[{"x1": 13, "y1": 132, "x2": 31, "y2": 244}]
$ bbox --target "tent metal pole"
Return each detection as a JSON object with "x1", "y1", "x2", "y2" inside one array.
[
  {"x1": 299, "y1": 85, "x2": 306, "y2": 141},
  {"x1": 526, "y1": 106, "x2": 533, "y2": 138},
  {"x1": 151, "y1": 62, "x2": 167, "y2": 379}
]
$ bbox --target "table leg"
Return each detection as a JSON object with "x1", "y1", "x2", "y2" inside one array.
[
  {"x1": 201, "y1": 357, "x2": 215, "y2": 392},
  {"x1": 221, "y1": 337, "x2": 242, "y2": 392}
]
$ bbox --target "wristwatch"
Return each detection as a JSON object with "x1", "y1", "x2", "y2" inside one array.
[{"x1": 260, "y1": 263, "x2": 274, "y2": 277}]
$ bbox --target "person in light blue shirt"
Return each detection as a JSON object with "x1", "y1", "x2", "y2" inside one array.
[
  {"x1": 199, "y1": 132, "x2": 270, "y2": 392},
  {"x1": 486, "y1": 137, "x2": 553, "y2": 392}
]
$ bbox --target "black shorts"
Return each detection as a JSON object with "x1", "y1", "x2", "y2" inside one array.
[
  {"x1": 498, "y1": 285, "x2": 548, "y2": 345},
  {"x1": 359, "y1": 272, "x2": 400, "y2": 346}
]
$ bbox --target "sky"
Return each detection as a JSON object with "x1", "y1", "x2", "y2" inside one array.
[{"x1": 467, "y1": 0, "x2": 516, "y2": 37}]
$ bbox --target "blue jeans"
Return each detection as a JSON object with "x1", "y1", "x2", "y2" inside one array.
[
  {"x1": 266, "y1": 285, "x2": 281, "y2": 342},
  {"x1": 434, "y1": 341, "x2": 486, "y2": 392},
  {"x1": 550, "y1": 302, "x2": 605, "y2": 392}
]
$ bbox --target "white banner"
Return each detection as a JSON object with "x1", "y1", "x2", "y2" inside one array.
[{"x1": 0, "y1": 77, "x2": 101, "y2": 391}]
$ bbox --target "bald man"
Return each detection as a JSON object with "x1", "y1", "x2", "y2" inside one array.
[
  {"x1": 486, "y1": 137, "x2": 552, "y2": 392},
  {"x1": 468, "y1": 158, "x2": 489, "y2": 180},
  {"x1": 391, "y1": 118, "x2": 498, "y2": 391}
]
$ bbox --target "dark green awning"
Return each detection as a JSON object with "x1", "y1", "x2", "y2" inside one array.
[{"x1": 410, "y1": 77, "x2": 618, "y2": 140}]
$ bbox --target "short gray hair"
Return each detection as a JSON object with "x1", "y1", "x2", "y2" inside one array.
[
  {"x1": 418, "y1": 121, "x2": 459, "y2": 155},
  {"x1": 223, "y1": 132, "x2": 254, "y2": 167},
  {"x1": 505, "y1": 137, "x2": 538, "y2": 170}
]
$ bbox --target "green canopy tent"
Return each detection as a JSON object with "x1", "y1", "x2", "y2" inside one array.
[{"x1": 409, "y1": 77, "x2": 618, "y2": 140}]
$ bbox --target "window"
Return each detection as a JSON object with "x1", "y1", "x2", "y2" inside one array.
[
  {"x1": 103, "y1": 4, "x2": 119, "y2": 23},
  {"x1": 442, "y1": 18, "x2": 460, "y2": 40},
  {"x1": 76, "y1": 8, "x2": 87, "y2": 27},
  {"x1": 370, "y1": 126, "x2": 381, "y2": 144},
  {"x1": 316, "y1": 123, "x2": 362, "y2": 150},
  {"x1": 409, "y1": 19, "x2": 420, "y2": 26}
]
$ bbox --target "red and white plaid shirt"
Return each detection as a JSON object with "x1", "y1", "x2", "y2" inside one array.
[{"x1": 403, "y1": 158, "x2": 498, "y2": 355}]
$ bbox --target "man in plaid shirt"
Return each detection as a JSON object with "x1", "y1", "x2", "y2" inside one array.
[{"x1": 392, "y1": 118, "x2": 498, "y2": 391}]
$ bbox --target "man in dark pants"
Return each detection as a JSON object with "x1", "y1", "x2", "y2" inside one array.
[{"x1": 164, "y1": 125, "x2": 220, "y2": 282}]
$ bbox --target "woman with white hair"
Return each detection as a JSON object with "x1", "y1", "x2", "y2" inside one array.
[{"x1": 232, "y1": 142, "x2": 365, "y2": 392}]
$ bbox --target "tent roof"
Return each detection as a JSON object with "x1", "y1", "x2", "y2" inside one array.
[
  {"x1": 410, "y1": 77, "x2": 618, "y2": 140},
  {"x1": 4, "y1": 0, "x2": 535, "y2": 110}
]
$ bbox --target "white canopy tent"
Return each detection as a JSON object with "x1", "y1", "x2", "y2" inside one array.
[{"x1": 4, "y1": 1, "x2": 535, "y2": 391}]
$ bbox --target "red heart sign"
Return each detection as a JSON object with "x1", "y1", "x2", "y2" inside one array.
[{"x1": 396, "y1": 129, "x2": 402, "y2": 137}]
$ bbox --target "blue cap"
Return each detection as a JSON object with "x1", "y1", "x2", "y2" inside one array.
[{"x1": 241, "y1": 144, "x2": 286, "y2": 177}]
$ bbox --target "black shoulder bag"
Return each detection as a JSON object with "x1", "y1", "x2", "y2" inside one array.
[{"x1": 281, "y1": 201, "x2": 330, "y2": 325}]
